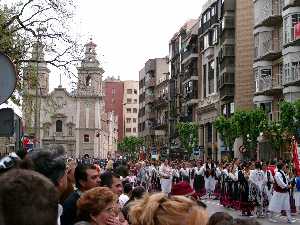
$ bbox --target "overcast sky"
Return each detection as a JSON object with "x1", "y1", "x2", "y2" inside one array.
[{"x1": 51, "y1": 0, "x2": 204, "y2": 90}]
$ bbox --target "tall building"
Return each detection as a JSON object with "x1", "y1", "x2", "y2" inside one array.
[
  {"x1": 169, "y1": 19, "x2": 199, "y2": 158},
  {"x1": 123, "y1": 80, "x2": 139, "y2": 137},
  {"x1": 104, "y1": 77, "x2": 124, "y2": 141},
  {"x1": 196, "y1": 0, "x2": 254, "y2": 160},
  {"x1": 253, "y1": 0, "x2": 300, "y2": 159},
  {"x1": 138, "y1": 58, "x2": 169, "y2": 155},
  {"x1": 22, "y1": 40, "x2": 117, "y2": 158}
]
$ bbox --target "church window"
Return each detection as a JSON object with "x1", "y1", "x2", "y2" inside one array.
[
  {"x1": 44, "y1": 127, "x2": 49, "y2": 137},
  {"x1": 84, "y1": 134, "x2": 90, "y2": 142},
  {"x1": 56, "y1": 120, "x2": 63, "y2": 132},
  {"x1": 86, "y1": 76, "x2": 92, "y2": 86},
  {"x1": 112, "y1": 88, "x2": 115, "y2": 96}
]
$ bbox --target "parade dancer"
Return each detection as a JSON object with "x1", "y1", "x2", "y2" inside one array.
[
  {"x1": 159, "y1": 159, "x2": 173, "y2": 194},
  {"x1": 268, "y1": 163, "x2": 295, "y2": 223},
  {"x1": 180, "y1": 163, "x2": 190, "y2": 182},
  {"x1": 249, "y1": 162, "x2": 268, "y2": 218},
  {"x1": 193, "y1": 161, "x2": 205, "y2": 197},
  {"x1": 203, "y1": 158, "x2": 216, "y2": 199},
  {"x1": 172, "y1": 165, "x2": 180, "y2": 184}
]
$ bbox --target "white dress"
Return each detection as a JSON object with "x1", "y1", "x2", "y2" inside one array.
[
  {"x1": 268, "y1": 170, "x2": 290, "y2": 212},
  {"x1": 159, "y1": 164, "x2": 172, "y2": 194}
]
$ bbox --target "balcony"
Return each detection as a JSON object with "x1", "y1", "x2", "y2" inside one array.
[
  {"x1": 203, "y1": 46, "x2": 214, "y2": 59},
  {"x1": 145, "y1": 59, "x2": 156, "y2": 74},
  {"x1": 154, "y1": 95, "x2": 168, "y2": 108},
  {"x1": 219, "y1": 85, "x2": 234, "y2": 101},
  {"x1": 182, "y1": 48, "x2": 198, "y2": 64},
  {"x1": 254, "y1": 30, "x2": 282, "y2": 61},
  {"x1": 254, "y1": 0, "x2": 283, "y2": 27},
  {"x1": 282, "y1": 64, "x2": 300, "y2": 85},
  {"x1": 220, "y1": 16, "x2": 235, "y2": 31},
  {"x1": 145, "y1": 78, "x2": 156, "y2": 87},
  {"x1": 255, "y1": 73, "x2": 282, "y2": 94},
  {"x1": 145, "y1": 95, "x2": 155, "y2": 104},
  {"x1": 284, "y1": 0, "x2": 300, "y2": 7},
  {"x1": 218, "y1": 73, "x2": 234, "y2": 88},
  {"x1": 183, "y1": 90, "x2": 198, "y2": 105}
]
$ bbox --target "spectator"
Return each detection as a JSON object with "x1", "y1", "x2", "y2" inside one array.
[
  {"x1": 0, "y1": 169, "x2": 58, "y2": 225},
  {"x1": 119, "y1": 182, "x2": 132, "y2": 208},
  {"x1": 129, "y1": 193, "x2": 208, "y2": 225},
  {"x1": 61, "y1": 159, "x2": 77, "y2": 202},
  {"x1": 0, "y1": 152, "x2": 21, "y2": 175},
  {"x1": 207, "y1": 212, "x2": 233, "y2": 225},
  {"x1": 122, "y1": 186, "x2": 146, "y2": 221},
  {"x1": 76, "y1": 187, "x2": 119, "y2": 225},
  {"x1": 26, "y1": 147, "x2": 68, "y2": 225},
  {"x1": 61, "y1": 163, "x2": 101, "y2": 225},
  {"x1": 100, "y1": 171, "x2": 123, "y2": 196}
]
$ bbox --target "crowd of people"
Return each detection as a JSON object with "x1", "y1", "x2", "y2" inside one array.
[{"x1": 0, "y1": 145, "x2": 296, "y2": 225}]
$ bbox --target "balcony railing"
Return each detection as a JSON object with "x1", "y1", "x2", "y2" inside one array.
[
  {"x1": 282, "y1": 64, "x2": 300, "y2": 85},
  {"x1": 255, "y1": 73, "x2": 282, "y2": 92},
  {"x1": 254, "y1": 0, "x2": 283, "y2": 27},
  {"x1": 182, "y1": 48, "x2": 198, "y2": 64}
]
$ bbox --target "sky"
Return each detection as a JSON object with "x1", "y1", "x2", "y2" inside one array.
[{"x1": 49, "y1": 0, "x2": 204, "y2": 91}]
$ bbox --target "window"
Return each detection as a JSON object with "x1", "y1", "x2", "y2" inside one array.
[
  {"x1": 133, "y1": 127, "x2": 137, "y2": 133},
  {"x1": 127, "y1": 108, "x2": 131, "y2": 113},
  {"x1": 284, "y1": 14, "x2": 300, "y2": 44},
  {"x1": 84, "y1": 134, "x2": 90, "y2": 142},
  {"x1": 127, "y1": 98, "x2": 132, "y2": 104},
  {"x1": 68, "y1": 126, "x2": 73, "y2": 136},
  {"x1": 133, "y1": 118, "x2": 137, "y2": 123},
  {"x1": 203, "y1": 64, "x2": 207, "y2": 98},
  {"x1": 133, "y1": 108, "x2": 137, "y2": 113},
  {"x1": 127, "y1": 89, "x2": 132, "y2": 94},
  {"x1": 126, "y1": 128, "x2": 131, "y2": 132},
  {"x1": 212, "y1": 28, "x2": 218, "y2": 45},
  {"x1": 112, "y1": 88, "x2": 115, "y2": 96},
  {"x1": 207, "y1": 10, "x2": 210, "y2": 21},
  {"x1": 208, "y1": 61, "x2": 215, "y2": 94},
  {"x1": 204, "y1": 34, "x2": 209, "y2": 49},
  {"x1": 86, "y1": 76, "x2": 92, "y2": 86},
  {"x1": 134, "y1": 99, "x2": 138, "y2": 104},
  {"x1": 56, "y1": 120, "x2": 63, "y2": 132},
  {"x1": 126, "y1": 118, "x2": 131, "y2": 123},
  {"x1": 134, "y1": 89, "x2": 138, "y2": 94},
  {"x1": 211, "y1": 5, "x2": 215, "y2": 17}
]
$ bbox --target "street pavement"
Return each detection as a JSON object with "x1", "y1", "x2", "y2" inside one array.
[{"x1": 202, "y1": 199, "x2": 300, "y2": 225}]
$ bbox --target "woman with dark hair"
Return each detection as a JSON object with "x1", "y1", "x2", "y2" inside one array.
[{"x1": 122, "y1": 186, "x2": 146, "y2": 221}]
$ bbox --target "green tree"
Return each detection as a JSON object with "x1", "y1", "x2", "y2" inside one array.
[
  {"x1": 214, "y1": 115, "x2": 237, "y2": 151},
  {"x1": 118, "y1": 136, "x2": 144, "y2": 160},
  {"x1": 176, "y1": 122, "x2": 198, "y2": 157}
]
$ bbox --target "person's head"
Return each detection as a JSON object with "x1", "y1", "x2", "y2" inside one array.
[
  {"x1": 123, "y1": 182, "x2": 133, "y2": 195},
  {"x1": 77, "y1": 187, "x2": 117, "y2": 225},
  {"x1": 0, "y1": 169, "x2": 58, "y2": 225},
  {"x1": 207, "y1": 212, "x2": 233, "y2": 225},
  {"x1": 255, "y1": 161, "x2": 262, "y2": 170},
  {"x1": 75, "y1": 163, "x2": 100, "y2": 191},
  {"x1": 100, "y1": 171, "x2": 123, "y2": 196},
  {"x1": 129, "y1": 193, "x2": 208, "y2": 225},
  {"x1": 277, "y1": 162, "x2": 283, "y2": 171},
  {"x1": 129, "y1": 186, "x2": 146, "y2": 201},
  {"x1": 164, "y1": 159, "x2": 169, "y2": 166},
  {"x1": 27, "y1": 147, "x2": 67, "y2": 194}
]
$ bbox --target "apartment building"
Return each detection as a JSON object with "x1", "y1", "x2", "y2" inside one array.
[
  {"x1": 123, "y1": 80, "x2": 139, "y2": 137},
  {"x1": 138, "y1": 58, "x2": 169, "y2": 155},
  {"x1": 104, "y1": 76, "x2": 124, "y2": 141},
  {"x1": 169, "y1": 19, "x2": 199, "y2": 158}
]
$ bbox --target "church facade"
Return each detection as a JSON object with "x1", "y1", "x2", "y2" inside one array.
[{"x1": 22, "y1": 40, "x2": 118, "y2": 158}]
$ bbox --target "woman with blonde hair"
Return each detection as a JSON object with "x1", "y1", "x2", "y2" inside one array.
[{"x1": 128, "y1": 193, "x2": 208, "y2": 225}]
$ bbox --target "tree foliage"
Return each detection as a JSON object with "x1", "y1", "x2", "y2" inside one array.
[
  {"x1": 0, "y1": 0, "x2": 83, "y2": 104},
  {"x1": 214, "y1": 109, "x2": 267, "y2": 153},
  {"x1": 117, "y1": 136, "x2": 144, "y2": 160},
  {"x1": 176, "y1": 122, "x2": 198, "y2": 156}
]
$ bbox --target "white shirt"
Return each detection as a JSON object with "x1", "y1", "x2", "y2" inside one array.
[{"x1": 119, "y1": 194, "x2": 129, "y2": 208}]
